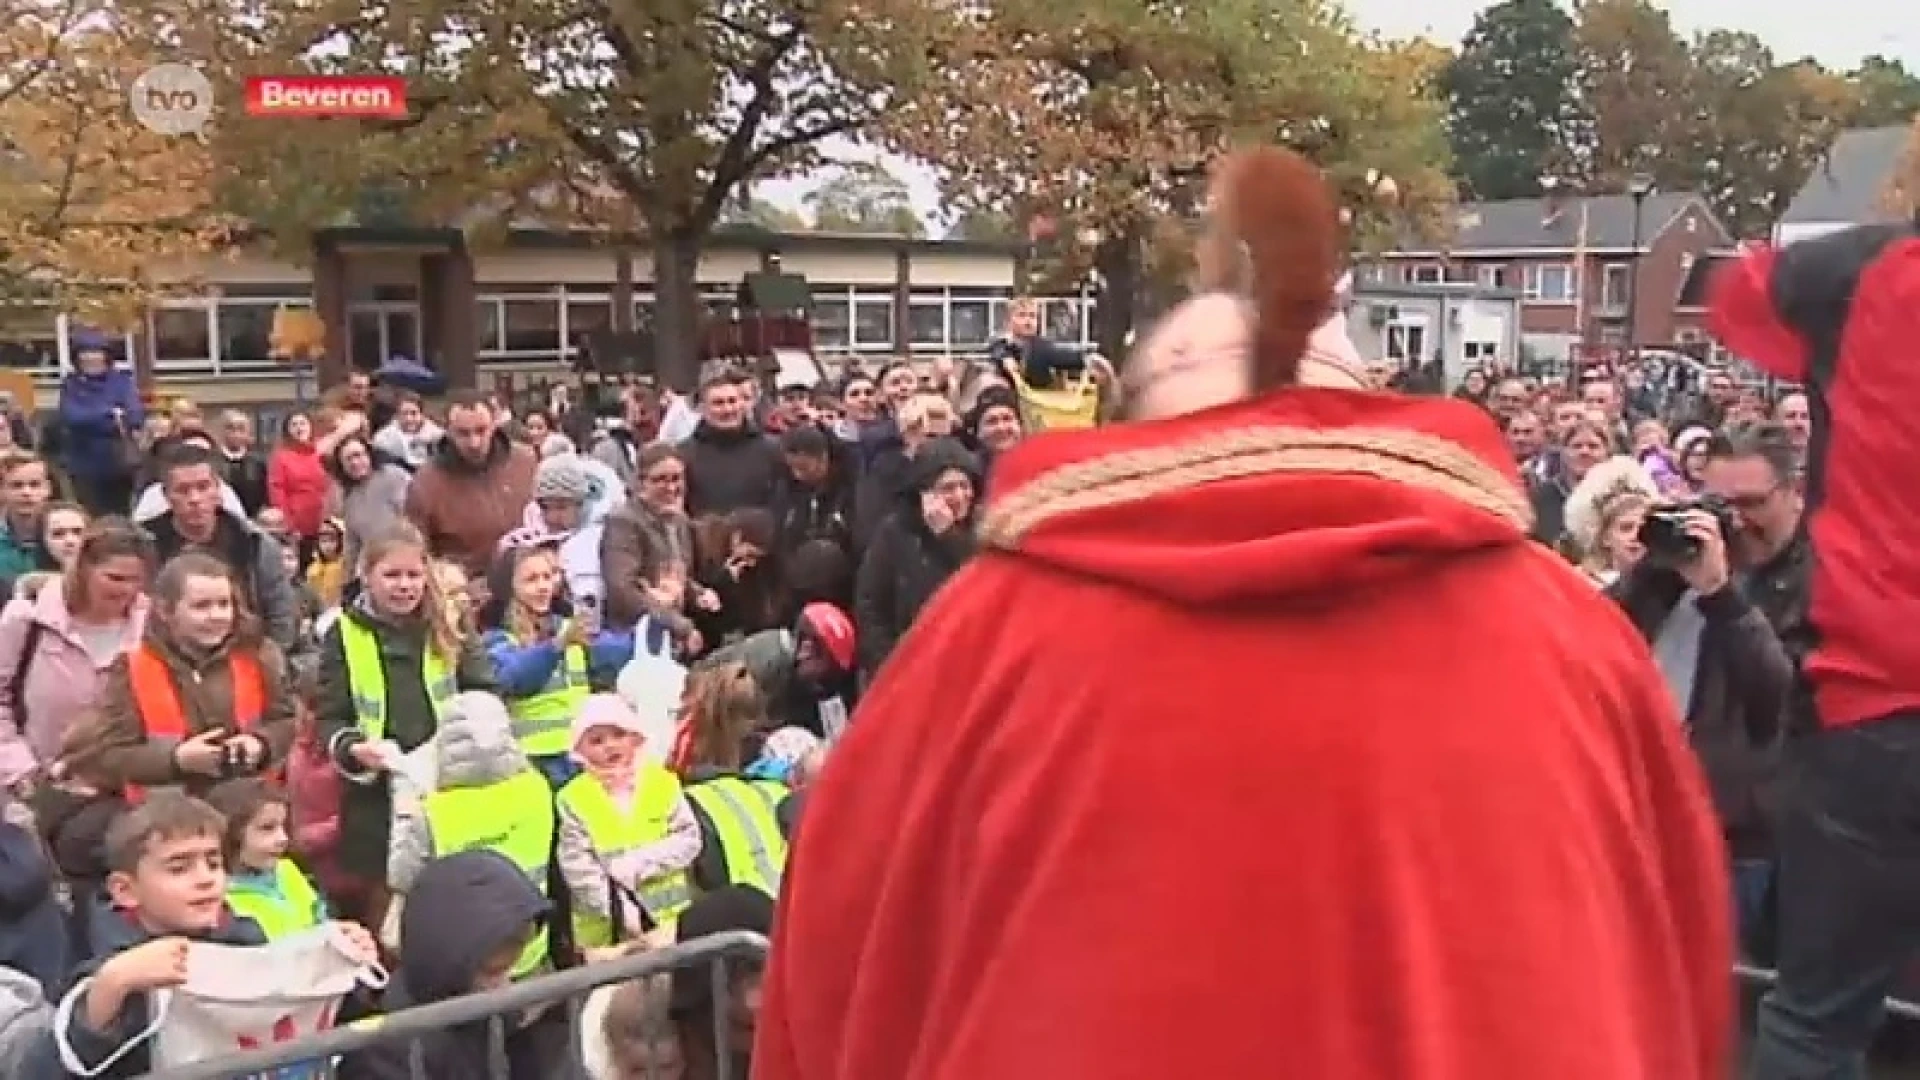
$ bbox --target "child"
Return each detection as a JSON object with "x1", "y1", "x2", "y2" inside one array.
[
  {"x1": 673, "y1": 669, "x2": 798, "y2": 899},
  {"x1": 206, "y1": 779, "x2": 327, "y2": 941},
  {"x1": 51, "y1": 793, "x2": 376, "y2": 1078},
  {"x1": 305, "y1": 517, "x2": 347, "y2": 609},
  {"x1": 386, "y1": 691, "x2": 555, "y2": 981},
  {"x1": 433, "y1": 559, "x2": 475, "y2": 638},
  {"x1": 482, "y1": 545, "x2": 635, "y2": 786},
  {"x1": 73, "y1": 551, "x2": 295, "y2": 801},
  {"x1": 338, "y1": 850, "x2": 569, "y2": 1079},
  {"x1": 586, "y1": 966, "x2": 681, "y2": 1080},
  {"x1": 319, "y1": 524, "x2": 495, "y2": 933},
  {"x1": 38, "y1": 502, "x2": 89, "y2": 574},
  {"x1": 557, "y1": 694, "x2": 700, "y2": 952}
]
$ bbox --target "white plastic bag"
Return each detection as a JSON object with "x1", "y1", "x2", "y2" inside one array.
[
  {"x1": 56, "y1": 925, "x2": 386, "y2": 1078},
  {"x1": 615, "y1": 617, "x2": 687, "y2": 766}
]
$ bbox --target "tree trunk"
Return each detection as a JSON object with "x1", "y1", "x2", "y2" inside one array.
[
  {"x1": 651, "y1": 230, "x2": 703, "y2": 391},
  {"x1": 1092, "y1": 227, "x2": 1142, "y2": 369}
]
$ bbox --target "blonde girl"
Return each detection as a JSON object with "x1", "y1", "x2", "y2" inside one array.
[
  {"x1": 1564, "y1": 456, "x2": 1661, "y2": 589},
  {"x1": 481, "y1": 544, "x2": 636, "y2": 785},
  {"x1": 669, "y1": 662, "x2": 768, "y2": 775},
  {"x1": 316, "y1": 523, "x2": 497, "y2": 929}
]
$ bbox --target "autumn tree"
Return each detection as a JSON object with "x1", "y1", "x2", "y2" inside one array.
[
  {"x1": 1686, "y1": 31, "x2": 1858, "y2": 239},
  {"x1": 1439, "y1": 0, "x2": 1590, "y2": 200},
  {"x1": 804, "y1": 160, "x2": 924, "y2": 236},
  {"x1": 1849, "y1": 56, "x2": 1920, "y2": 128},
  {"x1": 0, "y1": 0, "x2": 228, "y2": 331},
  {"x1": 1572, "y1": 0, "x2": 1706, "y2": 192},
  {"x1": 147, "y1": 0, "x2": 969, "y2": 387},
  {"x1": 889, "y1": 0, "x2": 1453, "y2": 362}
]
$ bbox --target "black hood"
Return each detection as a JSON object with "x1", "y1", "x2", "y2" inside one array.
[
  {"x1": 906, "y1": 437, "x2": 980, "y2": 494},
  {"x1": 396, "y1": 850, "x2": 549, "y2": 1003}
]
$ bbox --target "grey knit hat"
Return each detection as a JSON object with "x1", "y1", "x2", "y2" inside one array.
[{"x1": 532, "y1": 455, "x2": 591, "y2": 502}]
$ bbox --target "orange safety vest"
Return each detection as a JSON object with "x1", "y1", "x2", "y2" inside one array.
[{"x1": 125, "y1": 645, "x2": 268, "y2": 803}]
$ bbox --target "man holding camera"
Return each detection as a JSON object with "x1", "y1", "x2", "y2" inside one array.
[{"x1": 1609, "y1": 424, "x2": 1802, "y2": 958}]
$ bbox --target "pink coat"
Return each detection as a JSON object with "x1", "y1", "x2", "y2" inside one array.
[{"x1": 0, "y1": 581, "x2": 148, "y2": 785}]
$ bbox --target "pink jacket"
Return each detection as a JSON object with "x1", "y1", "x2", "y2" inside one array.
[{"x1": 0, "y1": 581, "x2": 148, "y2": 784}]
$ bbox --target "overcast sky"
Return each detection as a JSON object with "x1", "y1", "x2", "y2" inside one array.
[{"x1": 762, "y1": 1, "x2": 1916, "y2": 223}]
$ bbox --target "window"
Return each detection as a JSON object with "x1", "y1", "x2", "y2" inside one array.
[
  {"x1": 1042, "y1": 298, "x2": 1083, "y2": 342},
  {"x1": 499, "y1": 296, "x2": 562, "y2": 355},
  {"x1": 853, "y1": 295, "x2": 893, "y2": 349},
  {"x1": 1385, "y1": 321, "x2": 1427, "y2": 363},
  {"x1": 0, "y1": 311, "x2": 60, "y2": 372},
  {"x1": 813, "y1": 293, "x2": 850, "y2": 350},
  {"x1": 633, "y1": 296, "x2": 655, "y2": 332},
  {"x1": 949, "y1": 298, "x2": 993, "y2": 348},
  {"x1": 151, "y1": 304, "x2": 214, "y2": 370},
  {"x1": 565, "y1": 296, "x2": 612, "y2": 355},
  {"x1": 908, "y1": 300, "x2": 946, "y2": 348},
  {"x1": 216, "y1": 300, "x2": 308, "y2": 371},
  {"x1": 989, "y1": 298, "x2": 1010, "y2": 337},
  {"x1": 1409, "y1": 265, "x2": 1444, "y2": 285},
  {"x1": 1525, "y1": 264, "x2": 1576, "y2": 302},
  {"x1": 1602, "y1": 264, "x2": 1631, "y2": 309},
  {"x1": 475, "y1": 300, "x2": 502, "y2": 353},
  {"x1": 1476, "y1": 265, "x2": 1511, "y2": 290},
  {"x1": 1463, "y1": 341, "x2": 1499, "y2": 362}
]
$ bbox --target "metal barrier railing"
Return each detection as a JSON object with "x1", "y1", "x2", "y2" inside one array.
[
  {"x1": 1734, "y1": 963, "x2": 1920, "y2": 1021},
  {"x1": 145, "y1": 930, "x2": 770, "y2": 1080}
]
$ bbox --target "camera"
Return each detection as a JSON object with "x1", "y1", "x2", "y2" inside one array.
[{"x1": 1637, "y1": 496, "x2": 1736, "y2": 567}]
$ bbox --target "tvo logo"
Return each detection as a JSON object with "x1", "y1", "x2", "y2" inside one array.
[{"x1": 130, "y1": 64, "x2": 213, "y2": 135}]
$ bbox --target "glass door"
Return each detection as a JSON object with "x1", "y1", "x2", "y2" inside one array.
[{"x1": 347, "y1": 304, "x2": 422, "y2": 371}]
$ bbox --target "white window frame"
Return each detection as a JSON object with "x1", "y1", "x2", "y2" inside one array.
[
  {"x1": 1409, "y1": 265, "x2": 1444, "y2": 285},
  {"x1": 213, "y1": 296, "x2": 313, "y2": 374},
  {"x1": 148, "y1": 300, "x2": 217, "y2": 373},
  {"x1": 907, "y1": 296, "x2": 947, "y2": 351},
  {"x1": 1476, "y1": 264, "x2": 1510, "y2": 290},
  {"x1": 1525, "y1": 263, "x2": 1577, "y2": 304},
  {"x1": 850, "y1": 291, "x2": 895, "y2": 351},
  {"x1": 1602, "y1": 264, "x2": 1631, "y2": 310}
]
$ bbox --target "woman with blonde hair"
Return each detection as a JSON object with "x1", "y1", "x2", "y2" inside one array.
[
  {"x1": 1563, "y1": 456, "x2": 1661, "y2": 587},
  {"x1": 314, "y1": 523, "x2": 497, "y2": 927}
]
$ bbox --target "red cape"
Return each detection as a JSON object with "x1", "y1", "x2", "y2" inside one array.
[{"x1": 758, "y1": 390, "x2": 1731, "y2": 1079}]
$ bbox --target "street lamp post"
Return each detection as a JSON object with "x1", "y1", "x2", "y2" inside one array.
[{"x1": 1625, "y1": 174, "x2": 1654, "y2": 365}]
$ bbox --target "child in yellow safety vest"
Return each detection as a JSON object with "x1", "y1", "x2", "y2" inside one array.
[
  {"x1": 482, "y1": 544, "x2": 635, "y2": 788},
  {"x1": 557, "y1": 694, "x2": 700, "y2": 952},
  {"x1": 206, "y1": 778, "x2": 327, "y2": 940}
]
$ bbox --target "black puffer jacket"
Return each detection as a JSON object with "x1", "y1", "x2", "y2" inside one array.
[
  {"x1": 853, "y1": 438, "x2": 980, "y2": 678},
  {"x1": 683, "y1": 421, "x2": 782, "y2": 516}
]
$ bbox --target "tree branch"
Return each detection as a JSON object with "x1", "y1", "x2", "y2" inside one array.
[{"x1": 697, "y1": 25, "x2": 805, "y2": 227}]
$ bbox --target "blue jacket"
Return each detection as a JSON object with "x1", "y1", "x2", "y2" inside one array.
[
  {"x1": 481, "y1": 616, "x2": 633, "y2": 699},
  {"x1": 0, "y1": 821, "x2": 66, "y2": 997},
  {"x1": 52, "y1": 898, "x2": 265, "y2": 1078},
  {"x1": 55, "y1": 367, "x2": 142, "y2": 480}
]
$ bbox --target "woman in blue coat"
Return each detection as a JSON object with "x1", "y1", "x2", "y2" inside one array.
[{"x1": 55, "y1": 331, "x2": 143, "y2": 515}]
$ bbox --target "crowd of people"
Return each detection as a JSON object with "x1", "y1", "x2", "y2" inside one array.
[
  {"x1": 0, "y1": 165, "x2": 1904, "y2": 1079},
  {"x1": 0, "y1": 300, "x2": 1085, "y2": 1079}
]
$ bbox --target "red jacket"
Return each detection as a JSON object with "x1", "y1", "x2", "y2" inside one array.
[
  {"x1": 757, "y1": 390, "x2": 1732, "y2": 1080},
  {"x1": 267, "y1": 443, "x2": 330, "y2": 538},
  {"x1": 1708, "y1": 228, "x2": 1920, "y2": 728}
]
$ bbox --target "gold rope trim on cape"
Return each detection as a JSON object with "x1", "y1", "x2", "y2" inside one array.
[{"x1": 981, "y1": 425, "x2": 1534, "y2": 549}]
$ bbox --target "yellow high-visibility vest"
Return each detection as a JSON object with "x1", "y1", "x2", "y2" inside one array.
[
  {"x1": 685, "y1": 776, "x2": 789, "y2": 899},
  {"x1": 557, "y1": 765, "x2": 693, "y2": 947},
  {"x1": 226, "y1": 859, "x2": 325, "y2": 941},
  {"x1": 424, "y1": 768, "x2": 555, "y2": 979},
  {"x1": 507, "y1": 632, "x2": 589, "y2": 758},
  {"x1": 340, "y1": 618, "x2": 456, "y2": 741}
]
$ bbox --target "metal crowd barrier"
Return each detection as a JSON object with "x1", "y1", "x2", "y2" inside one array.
[
  {"x1": 146, "y1": 930, "x2": 770, "y2": 1080},
  {"x1": 1734, "y1": 963, "x2": 1920, "y2": 1021}
]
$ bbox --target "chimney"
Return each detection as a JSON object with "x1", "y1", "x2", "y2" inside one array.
[{"x1": 1541, "y1": 177, "x2": 1566, "y2": 228}]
